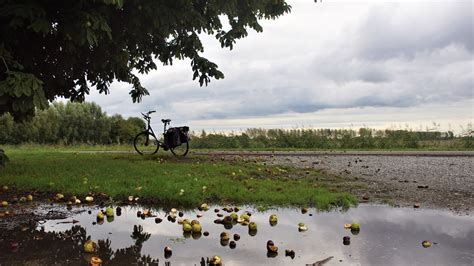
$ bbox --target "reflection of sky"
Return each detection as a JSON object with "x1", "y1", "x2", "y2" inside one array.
[{"x1": 44, "y1": 204, "x2": 474, "y2": 266}]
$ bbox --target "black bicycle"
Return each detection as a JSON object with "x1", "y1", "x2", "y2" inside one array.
[{"x1": 133, "y1": 111, "x2": 189, "y2": 156}]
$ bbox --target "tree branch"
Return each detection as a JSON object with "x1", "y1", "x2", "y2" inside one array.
[{"x1": 0, "y1": 55, "x2": 9, "y2": 73}]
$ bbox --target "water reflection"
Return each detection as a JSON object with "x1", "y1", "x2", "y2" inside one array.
[
  {"x1": 0, "y1": 204, "x2": 473, "y2": 265},
  {"x1": 0, "y1": 224, "x2": 160, "y2": 265}
]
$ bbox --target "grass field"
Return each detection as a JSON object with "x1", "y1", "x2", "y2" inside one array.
[{"x1": 0, "y1": 147, "x2": 357, "y2": 209}]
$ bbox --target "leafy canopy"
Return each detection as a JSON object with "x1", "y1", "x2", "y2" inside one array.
[{"x1": 0, "y1": 0, "x2": 291, "y2": 120}]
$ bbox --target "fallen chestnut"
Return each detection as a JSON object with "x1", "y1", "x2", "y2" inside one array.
[
  {"x1": 233, "y1": 234, "x2": 240, "y2": 241},
  {"x1": 220, "y1": 232, "x2": 230, "y2": 241},
  {"x1": 209, "y1": 255, "x2": 222, "y2": 266},
  {"x1": 285, "y1": 249, "x2": 295, "y2": 259},
  {"x1": 267, "y1": 240, "x2": 278, "y2": 253},
  {"x1": 422, "y1": 240, "x2": 432, "y2": 248},
  {"x1": 164, "y1": 246, "x2": 172, "y2": 258},
  {"x1": 343, "y1": 236, "x2": 351, "y2": 245}
]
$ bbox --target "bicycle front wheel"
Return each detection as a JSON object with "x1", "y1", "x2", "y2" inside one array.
[
  {"x1": 134, "y1": 132, "x2": 159, "y2": 155},
  {"x1": 170, "y1": 141, "x2": 189, "y2": 157}
]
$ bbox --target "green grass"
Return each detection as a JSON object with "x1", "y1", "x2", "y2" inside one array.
[
  {"x1": 1, "y1": 144, "x2": 134, "y2": 152},
  {"x1": 0, "y1": 147, "x2": 356, "y2": 209}
]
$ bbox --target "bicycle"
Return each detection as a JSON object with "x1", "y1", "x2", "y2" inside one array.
[{"x1": 133, "y1": 111, "x2": 189, "y2": 156}]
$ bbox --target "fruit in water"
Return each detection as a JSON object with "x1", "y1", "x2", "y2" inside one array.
[
  {"x1": 183, "y1": 223, "x2": 192, "y2": 232},
  {"x1": 83, "y1": 240, "x2": 97, "y2": 253},
  {"x1": 220, "y1": 232, "x2": 230, "y2": 241},
  {"x1": 164, "y1": 246, "x2": 172, "y2": 258},
  {"x1": 422, "y1": 240, "x2": 432, "y2": 248},
  {"x1": 200, "y1": 203, "x2": 209, "y2": 211},
  {"x1": 90, "y1": 256, "x2": 102, "y2": 266},
  {"x1": 240, "y1": 213, "x2": 250, "y2": 222},
  {"x1": 192, "y1": 223, "x2": 202, "y2": 233},
  {"x1": 351, "y1": 223, "x2": 360, "y2": 231},
  {"x1": 230, "y1": 213, "x2": 238, "y2": 221},
  {"x1": 298, "y1": 223, "x2": 308, "y2": 232},
  {"x1": 269, "y1": 214, "x2": 278, "y2": 223},
  {"x1": 248, "y1": 222, "x2": 257, "y2": 231},
  {"x1": 267, "y1": 240, "x2": 278, "y2": 253},
  {"x1": 105, "y1": 207, "x2": 114, "y2": 217},
  {"x1": 210, "y1": 255, "x2": 222, "y2": 266}
]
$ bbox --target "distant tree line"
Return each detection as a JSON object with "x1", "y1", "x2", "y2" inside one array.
[
  {"x1": 1, "y1": 102, "x2": 472, "y2": 150},
  {"x1": 191, "y1": 127, "x2": 473, "y2": 150},
  {"x1": 0, "y1": 102, "x2": 144, "y2": 145}
]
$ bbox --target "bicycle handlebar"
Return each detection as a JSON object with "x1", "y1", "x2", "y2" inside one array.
[{"x1": 141, "y1": 111, "x2": 156, "y2": 119}]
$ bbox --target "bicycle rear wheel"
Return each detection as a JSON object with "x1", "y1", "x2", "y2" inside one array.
[
  {"x1": 134, "y1": 132, "x2": 159, "y2": 155},
  {"x1": 170, "y1": 141, "x2": 189, "y2": 157}
]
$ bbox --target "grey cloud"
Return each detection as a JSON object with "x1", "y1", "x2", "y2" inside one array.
[
  {"x1": 87, "y1": 0, "x2": 473, "y2": 125},
  {"x1": 356, "y1": 2, "x2": 474, "y2": 60},
  {"x1": 353, "y1": 95, "x2": 415, "y2": 109},
  {"x1": 358, "y1": 69, "x2": 390, "y2": 83}
]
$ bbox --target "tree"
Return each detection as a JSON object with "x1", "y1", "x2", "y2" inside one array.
[
  {"x1": 0, "y1": 101, "x2": 146, "y2": 146},
  {"x1": 0, "y1": 0, "x2": 291, "y2": 166},
  {"x1": 0, "y1": 0, "x2": 291, "y2": 120}
]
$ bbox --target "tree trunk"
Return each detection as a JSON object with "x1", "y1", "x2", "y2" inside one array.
[{"x1": 0, "y1": 148, "x2": 8, "y2": 167}]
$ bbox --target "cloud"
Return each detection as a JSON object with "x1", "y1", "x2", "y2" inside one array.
[
  {"x1": 86, "y1": 0, "x2": 474, "y2": 130},
  {"x1": 355, "y1": 1, "x2": 474, "y2": 60},
  {"x1": 190, "y1": 99, "x2": 474, "y2": 134}
]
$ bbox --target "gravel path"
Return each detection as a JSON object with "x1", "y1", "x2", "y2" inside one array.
[
  {"x1": 275, "y1": 155, "x2": 473, "y2": 211},
  {"x1": 201, "y1": 151, "x2": 474, "y2": 214}
]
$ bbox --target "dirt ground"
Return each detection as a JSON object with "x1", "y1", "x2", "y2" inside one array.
[{"x1": 201, "y1": 151, "x2": 474, "y2": 215}]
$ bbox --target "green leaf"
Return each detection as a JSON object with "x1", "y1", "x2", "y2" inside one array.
[
  {"x1": 116, "y1": 0, "x2": 124, "y2": 8},
  {"x1": 33, "y1": 87, "x2": 48, "y2": 110}
]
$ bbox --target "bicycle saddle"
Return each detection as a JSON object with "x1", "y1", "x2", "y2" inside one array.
[{"x1": 161, "y1": 119, "x2": 171, "y2": 123}]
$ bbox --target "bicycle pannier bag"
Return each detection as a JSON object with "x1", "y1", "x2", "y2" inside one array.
[
  {"x1": 165, "y1": 127, "x2": 182, "y2": 148},
  {"x1": 179, "y1": 126, "x2": 190, "y2": 143}
]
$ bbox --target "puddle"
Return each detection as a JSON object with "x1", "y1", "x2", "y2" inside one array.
[{"x1": 1, "y1": 204, "x2": 473, "y2": 265}]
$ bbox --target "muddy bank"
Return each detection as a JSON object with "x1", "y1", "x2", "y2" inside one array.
[{"x1": 206, "y1": 151, "x2": 474, "y2": 214}]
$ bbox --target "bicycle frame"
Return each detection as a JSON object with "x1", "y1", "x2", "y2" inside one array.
[{"x1": 142, "y1": 113, "x2": 169, "y2": 148}]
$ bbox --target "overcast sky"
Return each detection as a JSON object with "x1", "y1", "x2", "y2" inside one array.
[{"x1": 86, "y1": 0, "x2": 474, "y2": 134}]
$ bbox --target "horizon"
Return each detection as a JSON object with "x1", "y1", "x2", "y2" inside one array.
[{"x1": 36, "y1": 100, "x2": 474, "y2": 136}]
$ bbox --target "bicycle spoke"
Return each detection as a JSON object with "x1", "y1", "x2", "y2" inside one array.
[
  {"x1": 171, "y1": 141, "x2": 189, "y2": 156},
  {"x1": 134, "y1": 132, "x2": 159, "y2": 155}
]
